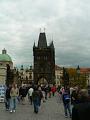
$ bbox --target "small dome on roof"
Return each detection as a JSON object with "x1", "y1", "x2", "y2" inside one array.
[{"x1": 0, "y1": 49, "x2": 12, "y2": 62}]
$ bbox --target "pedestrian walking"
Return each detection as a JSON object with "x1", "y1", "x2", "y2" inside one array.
[
  {"x1": 10, "y1": 83, "x2": 19, "y2": 113},
  {"x1": 19, "y1": 85, "x2": 27, "y2": 105},
  {"x1": 48, "y1": 85, "x2": 51, "y2": 98},
  {"x1": 62, "y1": 88, "x2": 72, "y2": 118},
  {"x1": 28, "y1": 86, "x2": 34, "y2": 105},
  {"x1": 32, "y1": 86, "x2": 40, "y2": 113},
  {"x1": 5, "y1": 84, "x2": 11, "y2": 111},
  {"x1": 44, "y1": 85, "x2": 48, "y2": 100},
  {"x1": 51, "y1": 85, "x2": 56, "y2": 96},
  {"x1": 71, "y1": 86, "x2": 79, "y2": 106},
  {"x1": 41, "y1": 86, "x2": 46, "y2": 102},
  {"x1": 38, "y1": 86, "x2": 43, "y2": 107}
]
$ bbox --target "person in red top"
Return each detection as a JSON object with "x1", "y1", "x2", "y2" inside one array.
[{"x1": 51, "y1": 85, "x2": 56, "y2": 96}]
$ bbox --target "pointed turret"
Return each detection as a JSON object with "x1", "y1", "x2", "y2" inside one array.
[
  {"x1": 20, "y1": 65, "x2": 23, "y2": 70},
  {"x1": 33, "y1": 41, "x2": 35, "y2": 48},
  {"x1": 50, "y1": 41, "x2": 54, "y2": 49},
  {"x1": 38, "y1": 32, "x2": 47, "y2": 48}
]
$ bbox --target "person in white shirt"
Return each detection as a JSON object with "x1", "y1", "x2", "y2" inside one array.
[{"x1": 28, "y1": 87, "x2": 34, "y2": 105}]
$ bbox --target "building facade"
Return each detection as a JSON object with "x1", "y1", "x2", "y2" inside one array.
[
  {"x1": 18, "y1": 65, "x2": 33, "y2": 85},
  {"x1": 55, "y1": 65, "x2": 63, "y2": 87},
  {"x1": 0, "y1": 49, "x2": 13, "y2": 85},
  {"x1": 0, "y1": 49, "x2": 13, "y2": 102},
  {"x1": 33, "y1": 32, "x2": 55, "y2": 84}
]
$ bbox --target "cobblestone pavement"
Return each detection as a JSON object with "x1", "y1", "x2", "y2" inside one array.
[{"x1": 0, "y1": 94, "x2": 71, "y2": 120}]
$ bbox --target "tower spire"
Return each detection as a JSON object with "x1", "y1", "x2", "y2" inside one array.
[
  {"x1": 38, "y1": 32, "x2": 47, "y2": 48},
  {"x1": 44, "y1": 28, "x2": 45, "y2": 32}
]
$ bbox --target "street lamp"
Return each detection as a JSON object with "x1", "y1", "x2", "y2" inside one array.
[
  {"x1": 76, "y1": 65, "x2": 80, "y2": 80},
  {"x1": 63, "y1": 67, "x2": 69, "y2": 89},
  {"x1": 20, "y1": 65, "x2": 24, "y2": 85},
  {"x1": 29, "y1": 65, "x2": 33, "y2": 84}
]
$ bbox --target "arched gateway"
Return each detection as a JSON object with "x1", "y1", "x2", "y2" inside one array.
[{"x1": 38, "y1": 77, "x2": 48, "y2": 85}]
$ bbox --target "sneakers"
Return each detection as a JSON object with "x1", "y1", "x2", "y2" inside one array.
[
  {"x1": 65, "y1": 115, "x2": 72, "y2": 118},
  {"x1": 65, "y1": 116, "x2": 68, "y2": 118},
  {"x1": 10, "y1": 110, "x2": 16, "y2": 113},
  {"x1": 13, "y1": 110, "x2": 16, "y2": 112},
  {"x1": 6, "y1": 108, "x2": 9, "y2": 111},
  {"x1": 10, "y1": 110, "x2": 13, "y2": 113},
  {"x1": 65, "y1": 115, "x2": 68, "y2": 118}
]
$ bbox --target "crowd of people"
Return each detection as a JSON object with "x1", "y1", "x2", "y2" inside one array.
[
  {"x1": 5, "y1": 82, "x2": 90, "y2": 119},
  {"x1": 57, "y1": 85, "x2": 90, "y2": 120},
  {"x1": 5, "y1": 83, "x2": 56, "y2": 114}
]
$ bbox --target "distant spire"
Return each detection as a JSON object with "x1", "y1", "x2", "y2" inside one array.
[
  {"x1": 30, "y1": 65, "x2": 32, "y2": 70},
  {"x1": 44, "y1": 28, "x2": 45, "y2": 32},
  {"x1": 39, "y1": 28, "x2": 46, "y2": 33},
  {"x1": 21, "y1": 65, "x2": 23, "y2": 70},
  {"x1": 33, "y1": 41, "x2": 35, "y2": 47},
  {"x1": 50, "y1": 41, "x2": 54, "y2": 47}
]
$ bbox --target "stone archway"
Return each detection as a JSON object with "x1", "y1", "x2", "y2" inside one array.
[{"x1": 38, "y1": 77, "x2": 48, "y2": 85}]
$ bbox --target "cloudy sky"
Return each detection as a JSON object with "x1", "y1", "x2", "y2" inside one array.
[{"x1": 0, "y1": 0, "x2": 90, "y2": 68}]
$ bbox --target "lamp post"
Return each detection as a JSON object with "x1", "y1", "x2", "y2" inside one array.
[
  {"x1": 63, "y1": 67, "x2": 69, "y2": 89},
  {"x1": 20, "y1": 65, "x2": 24, "y2": 86},
  {"x1": 76, "y1": 65, "x2": 80, "y2": 81},
  {"x1": 29, "y1": 65, "x2": 33, "y2": 84}
]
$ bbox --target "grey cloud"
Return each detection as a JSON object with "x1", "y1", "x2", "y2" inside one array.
[{"x1": 0, "y1": 0, "x2": 90, "y2": 67}]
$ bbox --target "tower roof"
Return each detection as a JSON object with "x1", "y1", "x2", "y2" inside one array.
[{"x1": 38, "y1": 32, "x2": 47, "y2": 48}]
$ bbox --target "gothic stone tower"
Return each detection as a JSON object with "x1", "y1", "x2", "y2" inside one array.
[{"x1": 33, "y1": 32, "x2": 55, "y2": 84}]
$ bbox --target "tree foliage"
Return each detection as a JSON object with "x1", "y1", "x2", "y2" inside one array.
[{"x1": 67, "y1": 68, "x2": 87, "y2": 89}]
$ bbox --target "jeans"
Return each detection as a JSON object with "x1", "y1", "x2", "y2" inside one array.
[
  {"x1": 10, "y1": 97, "x2": 17, "y2": 110},
  {"x1": 64, "y1": 103, "x2": 72, "y2": 116},
  {"x1": 33, "y1": 98, "x2": 39, "y2": 113},
  {"x1": 5, "y1": 98, "x2": 10, "y2": 110},
  {"x1": 29, "y1": 96, "x2": 33, "y2": 105}
]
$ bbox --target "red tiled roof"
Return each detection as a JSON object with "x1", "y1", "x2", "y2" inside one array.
[{"x1": 80, "y1": 68, "x2": 90, "y2": 73}]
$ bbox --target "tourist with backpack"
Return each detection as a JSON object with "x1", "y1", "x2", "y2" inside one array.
[{"x1": 62, "y1": 88, "x2": 72, "y2": 118}]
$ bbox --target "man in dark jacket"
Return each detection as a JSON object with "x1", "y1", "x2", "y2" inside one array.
[
  {"x1": 5, "y1": 85, "x2": 11, "y2": 110},
  {"x1": 72, "y1": 89, "x2": 90, "y2": 120},
  {"x1": 32, "y1": 86, "x2": 40, "y2": 113}
]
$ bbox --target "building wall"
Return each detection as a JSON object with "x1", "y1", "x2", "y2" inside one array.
[
  {"x1": 33, "y1": 48, "x2": 55, "y2": 84},
  {"x1": 18, "y1": 68, "x2": 33, "y2": 85},
  {"x1": 0, "y1": 61, "x2": 13, "y2": 69},
  {"x1": 55, "y1": 66, "x2": 63, "y2": 86},
  {"x1": 0, "y1": 66, "x2": 7, "y2": 85}
]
